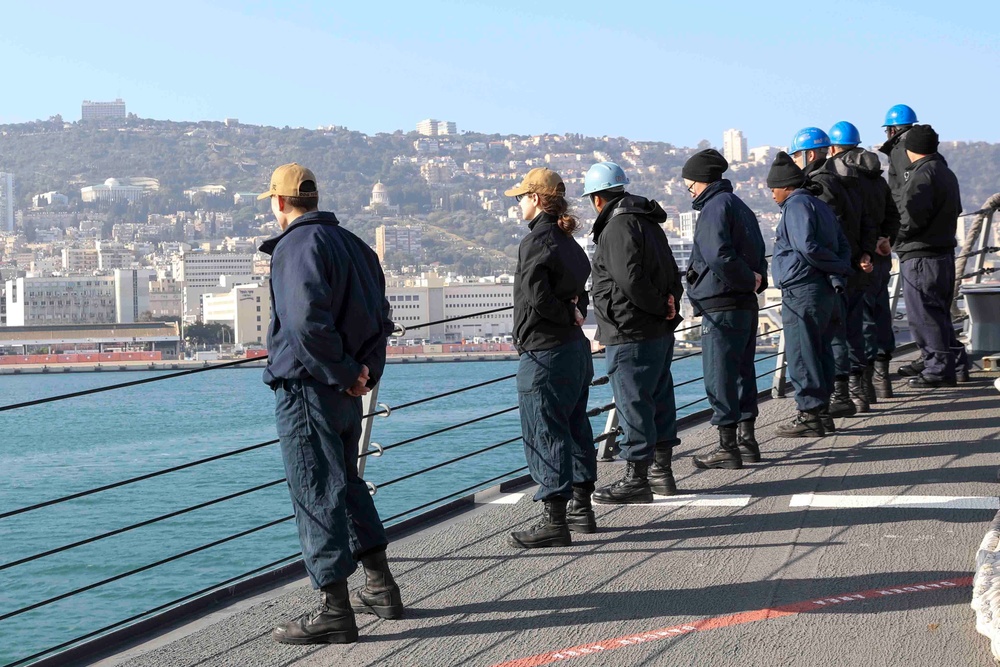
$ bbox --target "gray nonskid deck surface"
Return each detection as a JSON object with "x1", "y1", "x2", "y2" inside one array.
[{"x1": 114, "y1": 361, "x2": 1000, "y2": 667}]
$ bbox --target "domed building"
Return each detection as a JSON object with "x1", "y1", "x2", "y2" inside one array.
[
  {"x1": 367, "y1": 181, "x2": 400, "y2": 215},
  {"x1": 80, "y1": 177, "x2": 157, "y2": 203},
  {"x1": 370, "y1": 181, "x2": 390, "y2": 207}
]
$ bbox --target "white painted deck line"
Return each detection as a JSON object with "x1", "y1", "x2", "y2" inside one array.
[
  {"x1": 790, "y1": 493, "x2": 1000, "y2": 510},
  {"x1": 478, "y1": 492, "x2": 526, "y2": 505},
  {"x1": 595, "y1": 494, "x2": 752, "y2": 507}
]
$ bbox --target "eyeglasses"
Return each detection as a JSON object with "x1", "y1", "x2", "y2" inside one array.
[
  {"x1": 686, "y1": 183, "x2": 696, "y2": 195},
  {"x1": 515, "y1": 194, "x2": 524, "y2": 202}
]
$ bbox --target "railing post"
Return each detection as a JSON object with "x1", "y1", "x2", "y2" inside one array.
[
  {"x1": 973, "y1": 209, "x2": 995, "y2": 285},
  {"x1": 596, "y1": 407, "x2": 620, "y2": 461},
  {"x1": 771, "y1": 325, "x2": 787, "y2": 398},
  {"x1": 889, "y1": 256, "x2": 903, "y2": 319},
  {"x1": 357, "y1": 383, "x2": 381, "y2": 478}
]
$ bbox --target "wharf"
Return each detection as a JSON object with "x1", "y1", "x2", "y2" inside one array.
[{"x1": 88, "y1": 357, "x2": 1000, "y2": 666}]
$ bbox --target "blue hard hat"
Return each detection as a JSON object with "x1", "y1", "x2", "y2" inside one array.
[
  {"x1": 582, "y1": 162, "x2": 629, "y2": 196},
  {"x1": 883, "y1": 104, "x2": 918, "y2": 127},
  {"x1": 828, "y1": 121, "x2": 861, "y2": 146},
  {"x1": 789, "y1": 127, "x2": 831, "y2": 154}
]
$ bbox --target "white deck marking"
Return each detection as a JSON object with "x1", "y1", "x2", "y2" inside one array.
[
  {"x1": 478, "y1": 493, "x2": 526, "y2": 505},
  {"x1": 594, "y1": 494, "x2": 752, "y2": 507},
  {"x1": 789, "y1": 493, "x2": 1000, "y2": 510}
]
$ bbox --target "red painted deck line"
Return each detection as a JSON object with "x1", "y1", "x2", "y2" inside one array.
[{"x1": 490, "y1": 576, "x2": 973, "y2": 667}]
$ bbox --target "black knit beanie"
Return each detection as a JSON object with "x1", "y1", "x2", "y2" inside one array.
[
  {"x1": 766, "y1": 151, "x2": 805, "y2": 188},
  {"x1": 682, "y1": 149, "x2": 729, "y2": 183},
  {"x1": 905, "y1": 125, "x2": 939, "y2": 154}
]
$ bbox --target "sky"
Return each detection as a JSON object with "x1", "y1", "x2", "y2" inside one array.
[{"x1": 1, "y1": 0, "x2": 998, "y2": 147}]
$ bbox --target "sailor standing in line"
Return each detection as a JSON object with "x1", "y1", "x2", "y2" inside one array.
[
  {"x1": 790, "y1": 127, "x2": 874, "y2": 420},
  {"x1": 895, "y1": 125, "x2": 969, "y2": 389},
  {"x1": 827, "y1": 121, "x2": 901, "y2": 401},
  {"x1": 583, "y1": 162, "x2": 684, "y2": 503},
  {"x1": 259, "y1": 164, "x2": 403, "y2": 645},
  {"x1": 680, "y1": 149, "x2": 768, "y2": 469},
  {"x1": 504, "y1": 168, "x2": 598, "y2": 548},
  {"x1": 767, "y1": 153, "x2": 853, "y2": 437}
]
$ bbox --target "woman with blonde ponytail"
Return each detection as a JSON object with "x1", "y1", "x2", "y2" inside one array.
[{"x1": 503, "y1": 168, "x2": 597, "y2": 549}]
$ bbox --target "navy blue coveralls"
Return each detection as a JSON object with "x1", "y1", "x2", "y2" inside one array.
[
  {"x1": 685, "y1": 180, "x2": 768, "y2": 426},
  {"x1": 590, "y1": 194, "x2": 684, "y2": 463},
  {"x1": 772, "y1": 190, "x2": 853, "y2": 412},
  {"x1": 260, "y1": 211, "x2": 394, "y2": 589},
  {"x1": 513, "y1": 212, "x2": 596, "y2": 501}
]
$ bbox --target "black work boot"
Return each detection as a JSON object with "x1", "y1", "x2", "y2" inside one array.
[
  {"x1": 828, "y1": 377, "x2": 857, "y2": 417},
  {"x1": 898, "y1": 359, "x2": 924, "y2": 378},
  {"x1": 819, "y1": 405, "x2": 837, "y2": 434},
  {"x1": 737, "y1": 420, "x2": 761, "y2": 463},
  {"x1": 848, "y1": 373, "x2": 871, "y2": 413},
  {"x1": 647, "y1": 445, "x2": 677, "y2": 496},
  {"x1": 351, "y1": 548, "x2": 404, "y2": 620},
  {"x1": 566, "y1": 483, "x2": 597, "y2": 533},
  {"x1": 862, "y1": 364, "x2": 878, "y2": 404},
  {"x1": 693, "y1": 426, "x2": 743, "y2": 469},
  {"x1": 272, "y1": 580, "x2": 358, "y2": 645},
  {"x1": 873, "y1": 357, "x2": 893, "y2": 399},
  {"x1": 775, "y1": 410, "x2": 825, "y2": 438},
  {"x1": 593, "y1": 461, "x2": 653, "y2": 504},
  {"x1": 508, "y1": 498, "x2": 572, "y2": 548}
]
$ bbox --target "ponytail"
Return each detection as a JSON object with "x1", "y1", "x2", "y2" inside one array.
[{"x1": 535, "y1": 193, "x2": 580, "y2": 235}]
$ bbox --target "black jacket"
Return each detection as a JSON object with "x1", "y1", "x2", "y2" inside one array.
[
  {"x1": 513, "y1": 212, "x2": 590, "y2": 352},
  {"x1": 895, "y1": 153, "x2": 962, "y2": 262},
  {"x1": 878, "y1": 126, "x2": 913, "y2": 210},
  {"x1": 590, "y1": 193, "x2": 683, "y2": 345},
  {"x1": 804, "y1": 156, "x2": 870, "y2": 288},
  {"x1": 836, "y1": 147, "x2": 900, "y2": 244},
  {"x1": 685, "y1": 180, "x2": 767, "y2": 315},
  {"x1": 259, "y1": 211, "x2": 393, "y2": 390}
]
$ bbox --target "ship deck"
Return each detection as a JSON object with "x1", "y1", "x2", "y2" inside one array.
[{"x1": 93, "y1": 356, "x2": 1000, "y2": 667}]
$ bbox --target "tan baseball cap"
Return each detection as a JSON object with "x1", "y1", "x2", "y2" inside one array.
[
  {"x1": 503, "y1": 167, "x2": 565, "y2": 198},
  {"x1": 257, "y1": 163, "x2": 319, "y2": 200}
]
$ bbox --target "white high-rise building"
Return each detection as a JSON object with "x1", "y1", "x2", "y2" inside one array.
[
  {"x1": 679, "y1": 211, "x2": 700, "y2": 241},
  {"x1": 0, "y1": 173, "x2": 14, "y2": 232},
  {"x1": 81, "y1": 98, "x2": 126, "y2": 120},
  {"x1": 416, "y1": 119, "x2": 458, "y2": 136},
  {"x1": 723, "y1": 129, "x2": 748, "y2": 164},
  {"x1": 202, "y1": 281, "x2": 271, "y2": 345}
]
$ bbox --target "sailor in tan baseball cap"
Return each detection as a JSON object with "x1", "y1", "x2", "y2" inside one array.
[
  {"x1": 503, "y1": 167, "x2": 566, "y2": 198},
  {"x1": 257, "y1": 163, "x2": 320, "y2": 201}
]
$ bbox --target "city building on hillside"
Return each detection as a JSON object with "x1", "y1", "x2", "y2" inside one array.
[
  {"x1": 723, "y1": 129, "x2": 748, "y2": 163},
  {"x1": 376, "y1": 225, "x2": 422, "y2": 262},
  {"x1": 80, "y1": 178, "x2": 149, "y2": 204},
  {"x1": 61, "y1": 248, "x2": 99, "y2": 274},
  {"x1": 149, "y1": 278, "x2": 183, "y2": 319},
  {"x1": 679, "y1": 210, "x2": 700, "y2": 241},
  {"x1": 81, "y1": 99, "x2": 126, "y2": 120},
  {"x1": 749, "y1": 145, "x2": 782, "y2": 163},
  {"x1": 173, "y1": 251, "x2": 257, "y2": 321},
  {"x1": 0, "y1": 173, "x2": 14, "y2": 233},
  {"x1": 416, "y1": 119, "x2": 458, "y2": 136},
  {"x1": 367, "y1": 182, "x2": 400, "y2": 216},
  {"x1": 201, "y1": 281, "x2": 270, "y2": 345},
  {"x1": 31, "y1": 191, "x2": 69, "y2": 208},
  {"x1": 183, "y1": 185, "x2": 227, "y2": 202}
]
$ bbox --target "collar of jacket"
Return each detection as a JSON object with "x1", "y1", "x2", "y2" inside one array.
[
  {"x1": 836, "y1": 147, "x2": 882, "y2": 177},
  {"x1": 878, "y1": 126, "x2": 912, "y2": 156},
  {"x1": 591, "y1": 192, "x2": 628, "y2": 241},
  {"x1": 779, "y1": 188, "x2": 812, "y2": 210},
  {"x1": 528, "y1": 211, "x2": 558, "y2": 232},
  {"x1": 905, "y1": 152, "x2": 943, "y2": 175},
  {"x1": 803, "y1": 157, "x2": 829, "y2": 177},
  {"x1": 258, "y1": 210, "x2": 341, "y2": 255},
  {"x1": 691, "y1": 179, "x2": 733, "y2": 212}
]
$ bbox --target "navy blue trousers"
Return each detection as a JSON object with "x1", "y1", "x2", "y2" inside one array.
[
  {"x1": 517, "y1": 338, "x2": 597, "y2": 501},
  {"x1": 274, "y1": 378, "x2": 388, "y2": 589},
  {"x1": 831, "y1": 287, "x2": 866, "y2": 376},
  {"x1": 782, "y1": 280, "x2": 837, "y2": 412},
  {"x1": 606, "y1": 334, "x2": 679, "y2": 462},
  {"x1": 701, "y1": 308, "x2": 759, "y2": 426},
  {"x1": 863, "y1": 254, "x2": 896, "y2": 361},
  {"x1": 901, "y1": 255, "x2": 968, "y2": 381}
]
